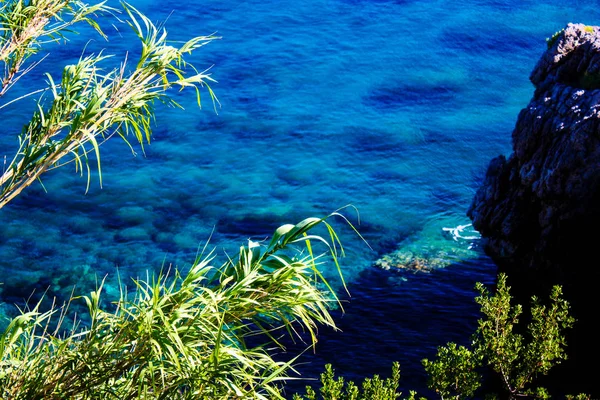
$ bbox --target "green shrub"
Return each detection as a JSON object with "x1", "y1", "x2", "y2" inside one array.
[
  {"x1": 422, "y1": 343, "x2": 481, "y2": 399},
  {"x1": 423, "y1": 273, "x2": 575, "y2": 399},
  {"x1": 300, "y1": 273, "x2": 578, "y2": 400},
  {"x1": 566, "y1": 394, "x2": 591, "y2": 400},
  {"x1": 292, "y1": 362, "x2": 416, "y2": 400}
]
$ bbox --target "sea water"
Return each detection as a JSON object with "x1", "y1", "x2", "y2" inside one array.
[{"x1": 1, "y1": 0, "x2": 598, "y2": 396}]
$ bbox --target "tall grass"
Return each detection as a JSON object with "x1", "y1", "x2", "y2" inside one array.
[{"x1": 0, "y1": 214, "x2": 359, "y2": 399}]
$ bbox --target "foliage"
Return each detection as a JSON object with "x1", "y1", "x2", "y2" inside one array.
[
  {"x1": 0, "y1": 2, "x2": 367, "y2": 398},
  {"x1": 292, "y1": 362, "x2": 417, "y2": 400},
  {"x1": 423, "y1": 273, "x2": 575, "y2": 400},
  {"x1": 0, "y1": 214, "x2": 358, "y2": 399},
  {"x1": 0, "y1": 0, "x2": 217, "y2": 209},
  {"x1": 545, "y1": 28, "x2": 564, "y2": 49},
  {"x1": 297, "y1": 273, "x2": 578, "y2": 400},
  {"x1": 474, "y1": 274, "x2": 575, "y2": 398},
  {"x1": 565, "y1": 394, "x2": 591, "y2": 400},
  {"x1": 422, "y1": 343, "x2": 481, "y2": 400}
]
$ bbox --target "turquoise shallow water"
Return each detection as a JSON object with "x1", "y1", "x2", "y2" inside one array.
[{"x1": 1, "y1": 0, "x2": 599, "y2": 396}]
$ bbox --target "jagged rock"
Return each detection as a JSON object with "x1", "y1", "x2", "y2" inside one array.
[
  {"x1": 469, "y1": 23, "x2": 600, "y2": 270},
  {"x1": 468, "y1": 23, "x2": 600, "y2": 396}
]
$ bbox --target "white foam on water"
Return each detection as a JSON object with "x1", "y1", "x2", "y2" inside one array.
[{"x1": 442, "y1": 223, "x2": 481, "y2": 242}]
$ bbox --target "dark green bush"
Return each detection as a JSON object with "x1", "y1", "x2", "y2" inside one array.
[{"x1": 300, "y1": 273, "x2": 580, "y2": 400}]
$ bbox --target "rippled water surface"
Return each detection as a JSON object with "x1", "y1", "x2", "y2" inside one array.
[{"x1": 1, "y1": 0, "x2": 599, "y2": 396}]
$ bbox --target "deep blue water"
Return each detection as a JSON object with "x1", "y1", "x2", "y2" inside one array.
[{"x1": 1, "y1": 0, "x2": 599, "y2": 397}]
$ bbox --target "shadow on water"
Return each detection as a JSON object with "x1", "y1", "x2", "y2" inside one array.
[
  {"x1": 364, "y1": 83, "x2": 461, "y2": 111},
  {"x1": 440, "y1": 26, "x2": 538, "y2": 55}
]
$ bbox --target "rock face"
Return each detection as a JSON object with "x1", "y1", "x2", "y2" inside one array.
[
  {"x1": 468, "y1": 23, "x2": 600, "y2": 395},
  {"x1": 469, "y1": 23, "x2": 600, "y2": 271}
]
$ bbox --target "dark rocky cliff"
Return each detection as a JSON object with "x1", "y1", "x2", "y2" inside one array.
[{"x1": 468, "y1": 23, "x2": 600, "y2": 395}]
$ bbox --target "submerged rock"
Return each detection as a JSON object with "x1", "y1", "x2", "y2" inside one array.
[
  {"x1": 468, "y1": 23, "x2": 600, "y2": 395},
  {"x1": 375, "y1": 251, "x2": 435, "y2": 272},
  {"x1": 374, "y1": 222, "x2": 481, "y2": 273}
]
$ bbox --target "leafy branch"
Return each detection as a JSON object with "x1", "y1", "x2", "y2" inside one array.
[
  {"x1": 423, "y1": 273, "x2": 575, "y2": 400},
  {"x1": 0, "y1": 0, "x2": 110, "y2": 97},
  {"x1": 0, "y1": 1, "x2": 218, "y2": 209}
]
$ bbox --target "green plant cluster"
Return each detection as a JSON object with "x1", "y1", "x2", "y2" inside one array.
[
  {"x1": 422, "y1": 343, "x2": 480, "y2": 399},
  {"x1": 298, "y1": 274, "x2": 583, "y2": 400},
  {"x1": 546, "y1": 29, "x2": 565, "y2": 49},
  {"x1": 292, "y1": 362, "x2": 426, "y2": 400},
  {"x1": 425, "y1": 273, "x2": 575, "y2": 399},
  {"x1": 0, "y1": 215, "x2": 357, "y2": 399},
  {"x1": 0, "y1": 0, "x2": 217, "y2": 209}
]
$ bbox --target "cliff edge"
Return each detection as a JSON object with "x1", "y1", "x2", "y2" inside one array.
[{"x1": 468, "y1": 23, "x2": 600, "y2": 395}]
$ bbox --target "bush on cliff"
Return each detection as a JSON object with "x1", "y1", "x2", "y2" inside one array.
[
  {"x1": 295, "y1": 274, "x2": 579, "y2": 400},
  {"x1": 423, "y1": 273, "x2": 575, "y2": 399}
]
